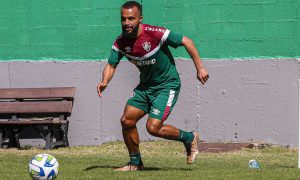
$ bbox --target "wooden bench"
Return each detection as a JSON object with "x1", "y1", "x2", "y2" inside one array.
[{"x1": 0, "y1": 87, "x2": 75, "y2": 150}]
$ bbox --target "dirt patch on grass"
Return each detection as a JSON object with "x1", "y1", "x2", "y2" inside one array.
[{"x1": 199, "y1": 143, "x2": 255, "y2": 153}]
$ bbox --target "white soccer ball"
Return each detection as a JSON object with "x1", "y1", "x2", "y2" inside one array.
[{"x1": 28, "y1": 154, "x2": 59, "y2": 180}]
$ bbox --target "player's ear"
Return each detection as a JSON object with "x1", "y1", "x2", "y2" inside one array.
[{"x1": 139, "y1": 16, "x2": 143, "y2": 23}]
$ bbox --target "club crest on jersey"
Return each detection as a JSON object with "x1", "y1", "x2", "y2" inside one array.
[
  {"x1": 125, "y1": 46, "x2": 131, "y2": 53},
  {"x1": 142, "y1": 42, "x2": 151, "y2": 52}
]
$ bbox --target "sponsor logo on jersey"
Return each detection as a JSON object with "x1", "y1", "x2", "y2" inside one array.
[
  {"x1": 125, "y1": 46, "x2": 131, "y2": 53},
  {"x1": 145, "y1": 27, "x2": 166, "y2": 33},
  {"x1": 130, "y1": 59, "x2": 156, "y2": 66},
  {"x1": 152, "y1": 109, "x2": 161, "y2": 115},
  {"x1": 142, "y1": 42, "x2": 151, "y2": 52}
]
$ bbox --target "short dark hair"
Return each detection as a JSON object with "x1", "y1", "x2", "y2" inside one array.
[{"x1": 121, "y1": 1, "x2": 143, "y2": 15}]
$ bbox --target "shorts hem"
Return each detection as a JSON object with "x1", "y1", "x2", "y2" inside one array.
[
  {"x1": 126, "y1": 102, "x2": 148, "y2": 114},
  {"x1": 149, "y1": 114, "x2": 163, "y2": 121}
]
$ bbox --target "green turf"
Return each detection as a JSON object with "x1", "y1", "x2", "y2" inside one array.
[{"x1": 0, "y1": 141, "x2": 300, "y2": 180}]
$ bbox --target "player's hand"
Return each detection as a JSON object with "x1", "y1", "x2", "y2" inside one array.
[
  {"x1": 97, "y1": 82, "x2": 107, "y2": 97},
  {"x1": 197, "y1": 68, "x2": 209, "y2": 85}
]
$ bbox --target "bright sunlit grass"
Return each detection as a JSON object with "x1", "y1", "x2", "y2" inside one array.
[{"x1": 0, "y1": 141, "x2": 300, "y2": 180}]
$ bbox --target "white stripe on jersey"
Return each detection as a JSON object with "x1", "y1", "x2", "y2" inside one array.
[
  {"x1": 112, "y1": 45, "x2": 119, "y2": 52},
  {"x1": 167, "y1": 90, "x2": 175, "y2": 107}
]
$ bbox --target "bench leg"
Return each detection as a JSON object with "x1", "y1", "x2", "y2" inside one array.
[
  {"x1": 0, "y1": 129, "x2": 2, "y2": 148},
  {"x1": 14, "y1": 131, "x2": 21, "y2": 149},
  {"x1": 44, "y1": 123, "x2": 69, "y2": 150},
  {"x1": 9, "y1": 136, "x2": 17, "y2": 148},
  {"x1": 45, "y1": 125, "x2": 53, "y2": 150},
  {"x1": 45, "y1": 130, "x2": 51, "y2": 150},
  {"x1": 62, "y1": 122, "x2": 69, "y2": 147},
  {"x1": 8, "y1": 129, "x2": 19, "y2": 148}
]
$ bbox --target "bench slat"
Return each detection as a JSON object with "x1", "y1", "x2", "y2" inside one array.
[
  {"x1": 0, "y1": 87, "x2": 75, "y2": 100},
  {"x1": 0, "y1": 101, "x2": 72, "y2": 114}
]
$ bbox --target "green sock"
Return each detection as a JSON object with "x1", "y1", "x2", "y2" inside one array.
[
  {"x1": 178, "y1": 129, "x2": 194, "y2": 144},
  {"x1": 129, "y1": 152, "x2": 143, "y2": 166}
]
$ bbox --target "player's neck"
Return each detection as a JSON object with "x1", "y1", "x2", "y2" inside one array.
[{"x1": 136, "y1": 23, "x2": 143, "y2": 37}]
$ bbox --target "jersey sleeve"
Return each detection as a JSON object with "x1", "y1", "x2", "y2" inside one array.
[
  {"x1": 108, "y1": 48, "x2": 124, "y2": 66},
  {"x1": 165, "y1": 31, "x2": 183, "y2": 48}
]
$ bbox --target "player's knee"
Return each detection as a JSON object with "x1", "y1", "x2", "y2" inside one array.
[
  {"x1": 120, "y1": 116, "x2": 136, "y2": 129},
  {"x1": 146, "y1": 123, "x2": 160, "y2": 137}
]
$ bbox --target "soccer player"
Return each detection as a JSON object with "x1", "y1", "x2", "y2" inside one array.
[{"x1": 97, "y1": 1, "x2": 209, "y2": 171}]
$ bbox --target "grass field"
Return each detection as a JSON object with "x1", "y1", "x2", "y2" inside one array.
[{"x1": 0, "y1": 141, "x2": 300, "y2": 180}]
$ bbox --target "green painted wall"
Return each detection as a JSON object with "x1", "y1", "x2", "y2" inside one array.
[{"x1": 0, "y1": 0, "x2": 299, "y2": 61}]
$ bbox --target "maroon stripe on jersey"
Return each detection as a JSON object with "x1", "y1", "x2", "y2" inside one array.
[{"x1": 162, "y1": 106, "x2": 171, "y2": 122}]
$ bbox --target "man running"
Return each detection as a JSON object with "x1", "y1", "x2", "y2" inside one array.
[{"x1": 97, "y1": 1, "x2": 209, "y2": 171}]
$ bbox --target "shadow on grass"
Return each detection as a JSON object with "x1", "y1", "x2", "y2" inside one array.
[{"x1": 84, "y1": 165, "x2": 192, "y2": 171}]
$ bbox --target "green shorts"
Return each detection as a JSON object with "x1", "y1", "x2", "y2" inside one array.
[{"x1": 127, "y1": 84, "x2": 180, "y2": 122}]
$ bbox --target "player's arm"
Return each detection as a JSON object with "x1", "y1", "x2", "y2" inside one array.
[
  {"x1": 181, "y1": 36, "x2": 209, "y2": 85},
  {"x1": 97, "y1": 63, "x2": 116, "y2": 97},
  {"x1": 97, "y1": 43, "x2": 123, "y2": 97}
]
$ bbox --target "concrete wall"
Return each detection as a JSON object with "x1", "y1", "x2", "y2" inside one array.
[{"x1": 0, "y1": 59, "x2": 298, "y2": 147}]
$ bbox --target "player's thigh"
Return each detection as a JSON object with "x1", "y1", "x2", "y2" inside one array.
[
  {"x1": 127, "y1": 86, "x2": 150, "y2": 112},
  {"x1": 122, "y1": 104, "x2": 146, "y2": 123},
  {"x1": 149, "y1": 88, "x2": 180, "y2": 122},
  {"x1": 122, "y1": 88, "x2": 148, "y2": 126}
]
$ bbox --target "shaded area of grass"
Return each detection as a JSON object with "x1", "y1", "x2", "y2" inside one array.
[{"x1": 0, "y1": 141, "x2": 299, "y2": 180}]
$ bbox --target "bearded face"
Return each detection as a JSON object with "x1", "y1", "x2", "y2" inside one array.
[{"x1": 121, "y1": 6, "x2": 142, "y2": 38}]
